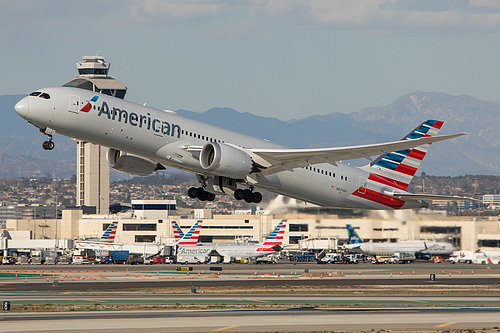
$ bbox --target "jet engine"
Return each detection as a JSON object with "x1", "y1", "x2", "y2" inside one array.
[
  {"x1": 106, "y1": 148, "x2": 165, "y2": 176},
  {"x1": 200, "y1": 142, "x2": 253, "y2": 179}
]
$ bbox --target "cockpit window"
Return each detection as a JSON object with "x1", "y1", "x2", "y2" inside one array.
[{"x1": 29, "y1": 92, "x2": 50, "y2": 99}]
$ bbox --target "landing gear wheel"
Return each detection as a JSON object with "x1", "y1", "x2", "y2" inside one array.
[
  {"x1": 243, "y1": 189, "x2": 253, "y2": 203},
  {"x1": 234, "y1": 189, "x2": 244, "y2": 200},
  {"x1": 251, "y1": 192, "x2": 262, "y2": 204},
  {"x1": 42, "y1": 140, "x2": 54, "y2": 150},
  {"x1": 206, "y1": 192, "x2": 216, "y2": 201},
  {"x1": 197, "y1": 190, "x2": 207, "y2": 201},
  {"x1": 188, "y1": 187, "x2": 198, "y2": 199}
]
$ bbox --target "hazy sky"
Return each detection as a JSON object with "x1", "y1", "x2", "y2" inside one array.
[{"x1": 2, "y1": 0, "x2": 500, "y2": 120}]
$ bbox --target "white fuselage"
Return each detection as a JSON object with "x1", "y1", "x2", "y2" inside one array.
[
  {"x1": 15, "y1": 87, "x2": 422, "y2": 210},
  {"x1": 346, "y1": 241, "x2": 455, "y2": 256},
  {"x1": 178, "y1": 242, "x2": 277, "y2": 260}
]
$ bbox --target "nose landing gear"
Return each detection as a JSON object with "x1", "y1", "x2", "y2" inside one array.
[
  {"x1": 40, "y1": 128, "x2": 55, "y2": 151},
  {"x1": 42, "y1": 139, "x2": 55, "y2": 150}
]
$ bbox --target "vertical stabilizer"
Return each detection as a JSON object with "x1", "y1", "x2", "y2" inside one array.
[
  {"x1": 346, "y1": 224, "x2": 363, "y2": 244},
  {"x1": 262, "y1": 220, "x2": 286, "y2": 249},
  {"x1": 177, "y1": 220, "x2": 203, "y2": 245},
  {"x1": 99, "y1": 221, "x2": 118, "y2": 243},
  {"x1": 364, "y1": 120, "x2": 444, "y2": 190},
  {"x1": 171, "y1": 221, "x2": 184, "y2": 240}
]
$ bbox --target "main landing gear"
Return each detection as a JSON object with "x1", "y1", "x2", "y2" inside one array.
[
  {"x1": 188, "y1": 187, "x2": 216, "y2": 202},
  {"x1": 234, "y1": 188, "x2": 262, "y2": 204}
]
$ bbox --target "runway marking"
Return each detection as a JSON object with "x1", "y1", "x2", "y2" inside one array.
[
  {"x1": 211, "y1": 325, "x2": 240, "y2": 331},
  {"x1": 410, "y1": 300, "x2": 429, "y2": 303},
  {"x1": 249, "y1": 299, "x2": 270, "y2": 303},
  {"x1": 435, "y1": 322, "x2": 457, "y2": 328}
]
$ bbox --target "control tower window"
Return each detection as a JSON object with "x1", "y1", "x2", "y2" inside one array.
[
  {"x1": 29, "y1": 92, "x2": 41, "y2": 96},
  {"x1": 78, "y1": 68, "x2": 108, "y2": 75}
]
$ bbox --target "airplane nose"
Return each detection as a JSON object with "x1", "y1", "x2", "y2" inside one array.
[{"x1": 15, "y1": 98, "x2": 29, "y2": 118}]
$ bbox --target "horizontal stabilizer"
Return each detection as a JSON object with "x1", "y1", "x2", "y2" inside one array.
[{"x1": 388, "y1": 193, "x2": 480, "y2": 202}]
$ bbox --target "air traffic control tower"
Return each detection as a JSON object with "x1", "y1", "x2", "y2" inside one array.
[{"x1": 63, "y1": 54, "x2": 128, "y2": 215}]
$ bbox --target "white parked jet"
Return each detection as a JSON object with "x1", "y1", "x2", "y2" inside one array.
[
  {"x1": 15, "y1": 87, "x2": 472, "y2": 209},
  {"x1": 344, "y1": 224, "x2": 455, "y2": 256}
]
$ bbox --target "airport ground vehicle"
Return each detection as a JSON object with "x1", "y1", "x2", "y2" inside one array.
[
  {"x1": 101, "y1": 251, "x2": 129, "y2": 264},
  {"x1": 1, "y1": 256, "x2": 15, "y2": 265},
  {"x1": 317, "y1": 253, "x2": 361, "y2": 264},
  {"x1": 472, "y1": 252, "x2": 500, "y2": 265},
  {"x1": 448, "y1": 251, "x2": 475, "y2": 264},
  {"x1": 288, "y1": 251, "x2": 317, "y2": 262},
  {"x1": 318, "y1": 253, "x2": 343, "y2": 264},
  {"x1": 255, "y1": 255, "x2": 277, "y2": 264},
  {"x1": 391, "y1": 252, "x2": 416, "y2": 264},
  {"x1": 372, "y1": 255, "x2": 394, "y2": 264},
  {"x1": 176, "y1": 255, "x2": 208, "y2": 265}
]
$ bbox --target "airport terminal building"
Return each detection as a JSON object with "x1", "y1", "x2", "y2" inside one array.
[{"x1": 2, "y1": 200, "x2": 500, "y2": 253}]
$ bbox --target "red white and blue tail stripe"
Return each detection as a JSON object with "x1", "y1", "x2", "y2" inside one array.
[
  {"x1": 177, "y1": 220, "x2": 203, "y2": 245},
  {"x1": 353, "y1": 120, "x2": 444, "y2": 209},
  {"x1": 99, "y1": 221, "x2": 118, "y2": 243},
  {"x1": 171, "y1": 220, "x2": 184, "y2": 240},
  {"x1": 258, "y1": 219, "x2": 287, "y2": 252},
  {"x1": 367, "y1": 120, "x2": 443, "y2": 191}
]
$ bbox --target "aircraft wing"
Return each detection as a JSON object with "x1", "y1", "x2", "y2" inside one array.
[
  {"x1": 248, "y1": 132, "x2": 466, "y2": 175},
  {"x1": 388, "y1": 193, "x2": 480, "y2": 202}
]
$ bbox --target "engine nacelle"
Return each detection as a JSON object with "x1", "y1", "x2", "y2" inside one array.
[
  {"x1": 106, "y1": 148, "x2": 163, "y2": 176},
  {"x1": 200, "y1": 142, "x2": 253, "y2": 179}
]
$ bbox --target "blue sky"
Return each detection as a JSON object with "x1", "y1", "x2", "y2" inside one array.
[{"x1": 2, "y1": 0, "x2": 500, "y2": 120}]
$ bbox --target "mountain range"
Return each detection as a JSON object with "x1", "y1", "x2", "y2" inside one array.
[{"x1": 1, "y1": 91, "x2": 498, "y2": 179}]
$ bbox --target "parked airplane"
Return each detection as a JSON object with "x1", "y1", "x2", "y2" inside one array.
[
  {"x1": 346, "y1": 224, "x2": 362, "y2": 244},
  {"x1": 74, "y1": 219, "x2": 202, "y2": 257},
  {"x1": 15, "y1": 87, "x2": 473, "y2": 209},
  {"x1": 99, "y1": 221, "x2": 118, "y2": 243},
  {"x1": 344, "y1": 224, "x2": 455, "y2": 256},
  {"x1": 176, "y1": 220, "x2": 203, "y2": 245},
  {"x1": 176, "y1": 219, "x2": 287, "y2": 260},
  {"x1": 171, "y1": 220, "x2": 184, "y2": 241}
]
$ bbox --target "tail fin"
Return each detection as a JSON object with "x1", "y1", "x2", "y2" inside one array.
[
  {"x1": 346, "y1": 224, "x2": 363, "y2": 244},
  {"x1": 366, "y1": 120, "x2": 444, "y2": 190},
  {"x1": 171, "y1": 221, "x2": 184, "y2": 240},
  {"x1": 177, "y1": 220, "x2": 203, "y2": 245},
  {"x1": 262, "y1": 219, "x2": 287, "y2": 247},
  {"x1": 100, "y1": 221, "x2": 118, "y2": 243}
]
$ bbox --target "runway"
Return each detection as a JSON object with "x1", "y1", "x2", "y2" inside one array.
[
  {"x1": 0, "y1": 308, "x2": 499, "y2": 332},
  {"x1": 1, "y1": 262, "x2": 500, "y2": 332}
]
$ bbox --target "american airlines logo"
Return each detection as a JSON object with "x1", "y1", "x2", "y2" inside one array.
[
  {"x1": 80, "y1": 96, "x2": 99, "y2": 112},
  {"x1": 178, "y1": 247, "x2": 211, "y2": 255},
  {"x1": 95, "y1": 100, "x2": 182, "y2": 138}
]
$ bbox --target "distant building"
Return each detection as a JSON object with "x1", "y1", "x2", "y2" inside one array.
[{"x1": 483, "y1": 194, "x2": 500, "y2": 209}]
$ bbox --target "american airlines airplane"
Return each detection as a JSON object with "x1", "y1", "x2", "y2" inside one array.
[
  {"x1": 15, "y1": 87, "x2": 472, "y2": 209},
  {"x1": 176, "y1": 219, "x2": 287, "y2": 261},
  {"x1": 344, "y1": 224, "x2": 455, "y2": 256}
]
